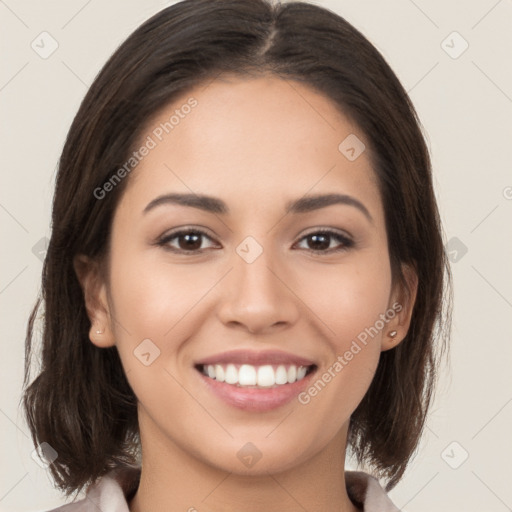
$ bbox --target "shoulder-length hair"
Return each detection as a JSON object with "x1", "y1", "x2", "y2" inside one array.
[{"x1": 22, "y1": 0, "x2": 451, "y2": 497}]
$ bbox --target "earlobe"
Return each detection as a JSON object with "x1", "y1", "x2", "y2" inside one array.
[
  {"x1": 73, "y1": 254, "x2": 116, "y2": 348},
  {"x1": 382, "y1": 263, "x2": 418, "y2": 351},
  {"x1": 382, "y1": 328, "x2": 400, "y2": 351}
]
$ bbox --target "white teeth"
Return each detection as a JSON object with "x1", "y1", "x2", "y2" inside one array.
[
  {"x1": 238, "y1": 364, "x2": 257, "y2": 386},
  {"x1": 287, "y1": 365, "x2": 297, "y2": 384},
  {"x1": 215, "y1": 364, "x2": 225, "y2": 382},
  {"x1": 297, "y1": 366, "x2": 307, "y2": 380},
  {"x1": 225, "y1": 364, "x2": 238, "y2": 384},
  {"x1": 257, "y1": 365, "x2": 275, "y2": 387},
  {"x1": 201, "y1": 363, "x2": 310, "y2": 387},
  {"x1": 275, "y1": 365, "x2": 288, "y2": 385}
]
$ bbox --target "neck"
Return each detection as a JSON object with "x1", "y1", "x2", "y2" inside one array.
[{"x1": 129, "y1": 411, "x2": 360, "y2": 512}]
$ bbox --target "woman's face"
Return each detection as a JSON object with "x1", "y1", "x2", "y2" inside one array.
[{"x1": 86, "y1": 74, "x2": 411, "y2": 475}]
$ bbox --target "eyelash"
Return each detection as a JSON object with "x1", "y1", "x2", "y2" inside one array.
[{"x1": 156, "y1": 227, "x2": 355, "y2": 255}]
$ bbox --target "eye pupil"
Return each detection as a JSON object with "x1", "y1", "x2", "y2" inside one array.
[
  {"x1": 179, "y1": 233, "x2": 202, "y2": 250},
  {"x1": 308, "y1": 233, "x2": 330, "y2": 250}
]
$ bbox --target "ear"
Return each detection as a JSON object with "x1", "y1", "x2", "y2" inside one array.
[
  {"x1": 73, "y1": 254, "x2": 116, "y2": 348},
  {"x1": 381, "y1": 263, "x2": 418, "y2": 351}
]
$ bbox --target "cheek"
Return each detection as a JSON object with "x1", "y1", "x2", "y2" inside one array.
[
  {"x1": 108, "y1": 246, "x2": 213, "y2": 337},
  {"x1": 292, "y1": 255, "x2": 392, "y2": 417},
  {"x1": 106, "y1": 250, "x2": 204, "y2": 421},
  {"x1": 296, "y1": 253, "x2": 392, "y2": 344},
  {"x1": 106, "y1": 244, "x2": 226, "y2": 386}
]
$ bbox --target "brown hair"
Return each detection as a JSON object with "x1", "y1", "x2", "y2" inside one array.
[{"x1": 22, "y1": 0, "x2": 451, "y2": 497}]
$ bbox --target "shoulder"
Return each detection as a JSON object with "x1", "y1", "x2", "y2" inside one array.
[
  {"x1": 44, "y1": 467, "x2": 140, "y2": 512},
  {"x1": 345, "y1": 470, "x2": 401, "y2": 512}
]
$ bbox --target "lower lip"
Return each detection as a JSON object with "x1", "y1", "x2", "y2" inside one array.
[{"x1": 197, "y1": 368, "x2": 316, "y2": 412}]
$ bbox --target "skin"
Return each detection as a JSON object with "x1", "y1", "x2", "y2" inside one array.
[{"x1": 75, "y1": 74, "x2": 417, "y2": 512}]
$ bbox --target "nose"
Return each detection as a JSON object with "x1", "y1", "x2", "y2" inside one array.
[{"x1": 216, "y1": 242, "x2": 300, "y2": 335}]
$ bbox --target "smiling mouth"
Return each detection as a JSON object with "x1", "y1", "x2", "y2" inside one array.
[{"x1": 195, "y1": 363, "x2": 317, "y2": 388}]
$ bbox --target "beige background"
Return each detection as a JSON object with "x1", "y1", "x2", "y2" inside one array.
[{"x1": 1, "y1": 0, "x2": 511, "y2": 510}]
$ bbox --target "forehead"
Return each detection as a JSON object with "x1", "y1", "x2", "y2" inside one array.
[{"x1": 120, "y1": 74, "x2": 383, "y2": 223}]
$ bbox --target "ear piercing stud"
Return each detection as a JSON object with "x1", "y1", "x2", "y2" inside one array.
[
  {"x1": 388, "y1": 330, "x2": 397, "y2": 338},
  {"x1": 95, "y1": 328, "x2": 104, "y2": 334}
]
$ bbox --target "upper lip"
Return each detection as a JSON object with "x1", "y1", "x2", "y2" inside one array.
[{"x1": 195, "y1": 349, "x2": 316, "y2": 367}]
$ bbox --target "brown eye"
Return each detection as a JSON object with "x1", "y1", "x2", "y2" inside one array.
[
  {"x1": 176, "y1": 232, "x2": 203, "y2": 251},
  {"x1": 158, "y1": 229, "x2": 217, "y2": 253},
  {"x1": 296, "y1": 230, "x2": 354, "y2": 253}
]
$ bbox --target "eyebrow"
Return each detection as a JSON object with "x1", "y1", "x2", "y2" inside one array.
[{"x1": 143, "y1": 192, "x2": 373, "y2": 222}]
